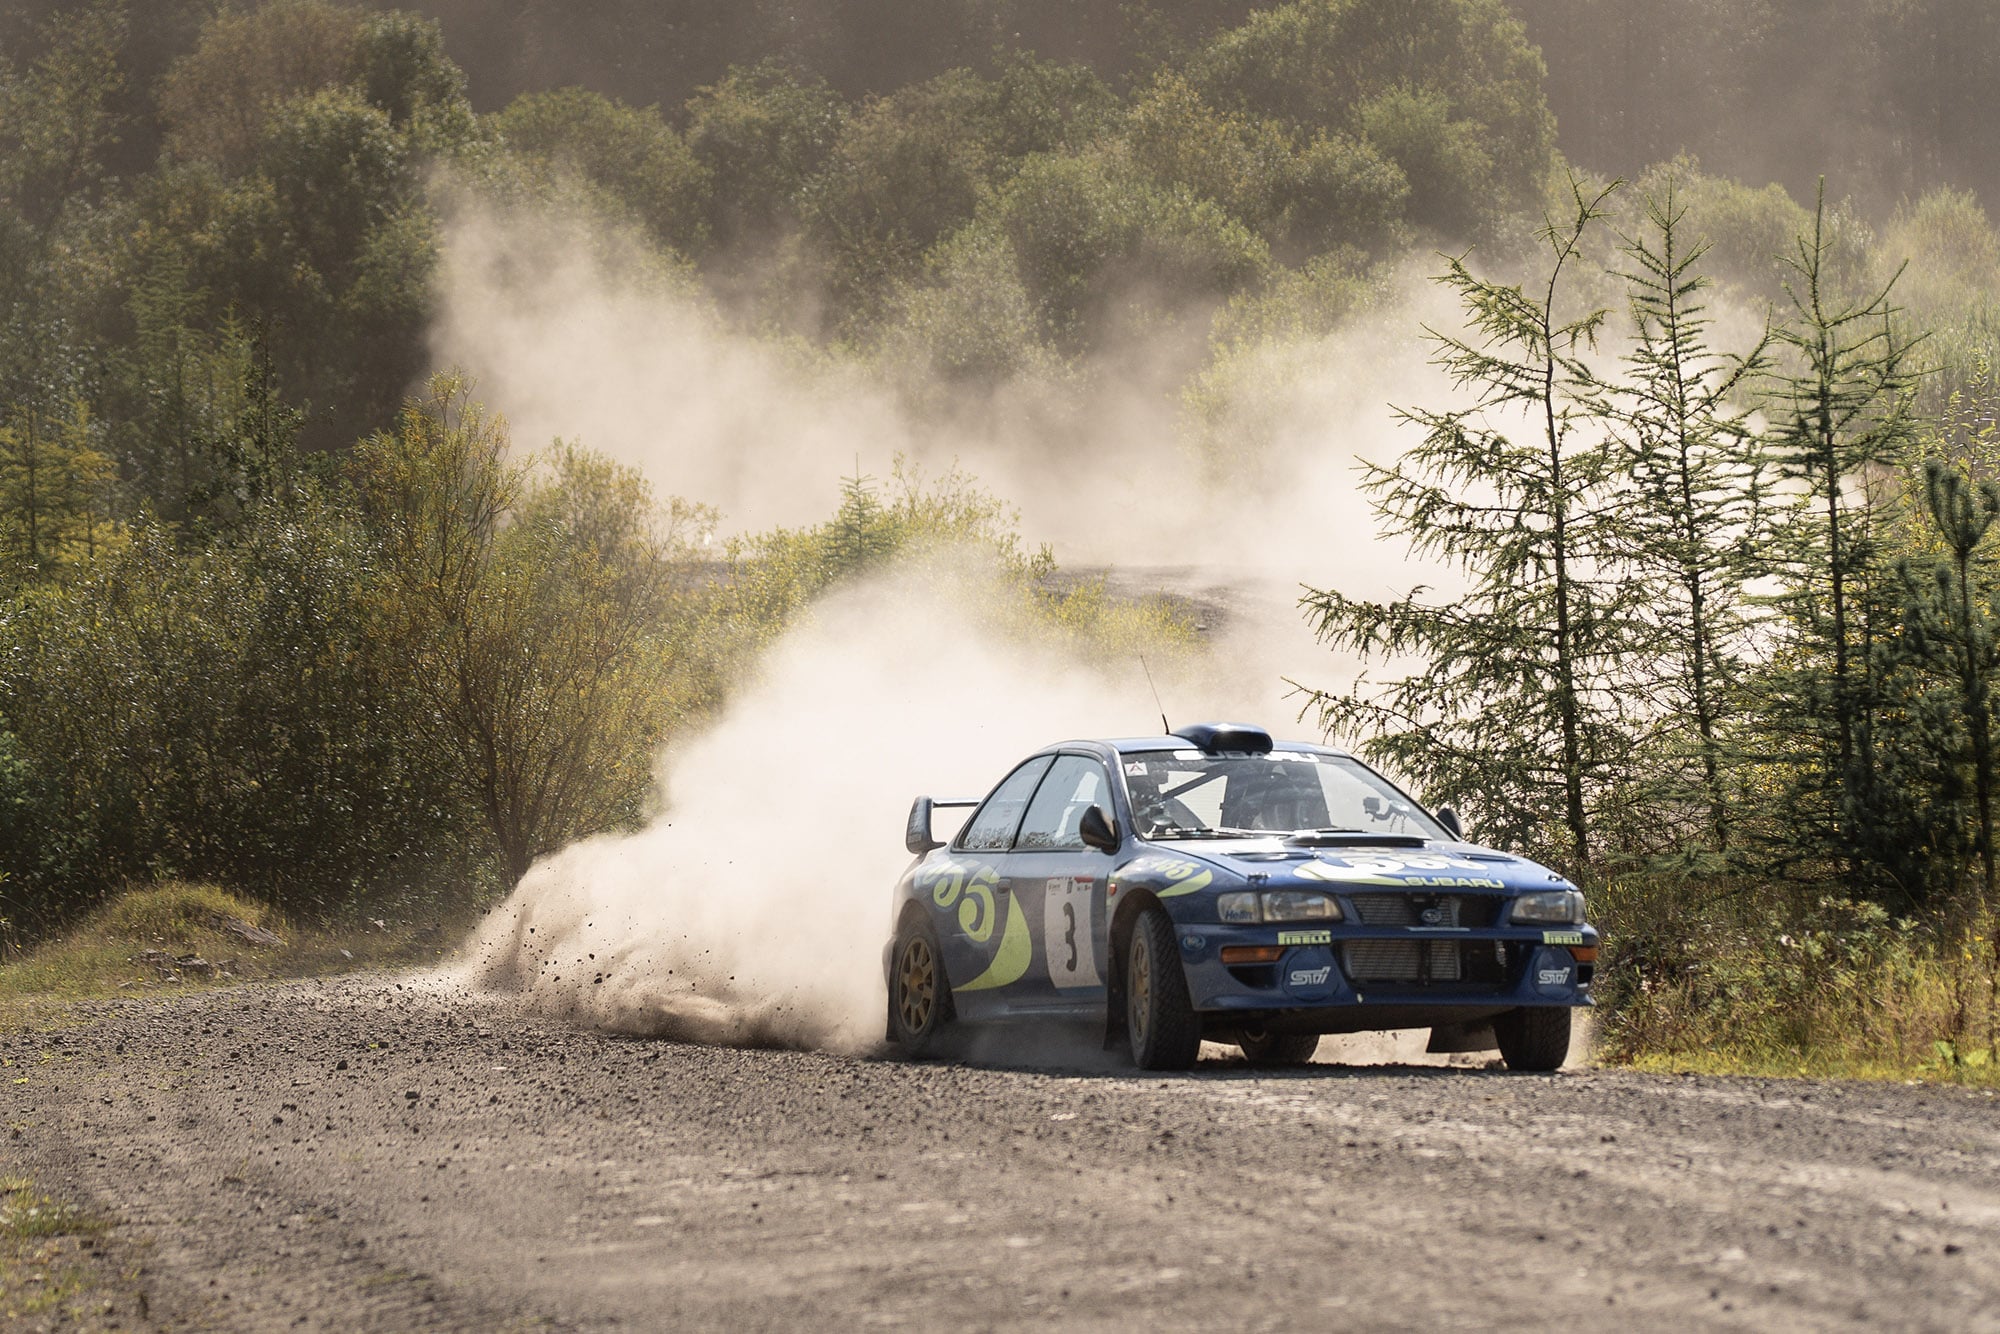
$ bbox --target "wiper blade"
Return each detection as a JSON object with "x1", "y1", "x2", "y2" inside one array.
[{"x1": 1149, "y1": 826, "x2": 1270, "y2": 840}]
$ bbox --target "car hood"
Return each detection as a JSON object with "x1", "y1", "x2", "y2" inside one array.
[{"x1": 1146, "y1": 839, "x2": 1575, "y2": 893}]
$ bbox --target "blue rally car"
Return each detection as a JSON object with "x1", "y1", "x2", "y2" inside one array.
[{"x1": 885, "y1": 723, "x2": 1597, "y2": 1071}]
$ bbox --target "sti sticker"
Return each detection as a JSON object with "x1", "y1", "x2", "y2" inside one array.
[{"x1": 1276, "y1": 930, "x2": 1332, "y2": 946}]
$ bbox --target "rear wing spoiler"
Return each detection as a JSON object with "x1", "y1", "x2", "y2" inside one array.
[{"x1": 906, "y1": 796, "x2": 979, "y2": 855}]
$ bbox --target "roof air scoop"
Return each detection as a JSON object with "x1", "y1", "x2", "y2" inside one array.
[{"x1": 1171, "y1": 722, "x2": 1274, "y2": 754}]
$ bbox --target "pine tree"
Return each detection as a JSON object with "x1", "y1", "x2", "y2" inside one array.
[
  {"x1": 1604, "y1": 180, "x2": 1773, "y2": 854},
  {"x1": 1908, "y1": 459, "x2": 2000, "y2": 897},
  {"x1": 0, "y1": 397, "x2": 115, "y2": 579},
  {"x1": 1298, "y1": 177, "x2": 1628, "y2": 870},
  {"x1": 121, "y1": 252, "x2": 251, "y2": 529},
  {"x1": 1758, "y1": 182, "x2": 1923, "y2": 888},
  {"x1": 826, "y1": 465, "x2": 892, "y2": 576}
]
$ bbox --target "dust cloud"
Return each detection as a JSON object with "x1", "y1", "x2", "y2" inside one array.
[
  {"x1": 463, "y1": 567, "x2": 1168, "y2": 1051},
  {"x1": 429, "y1": 198, "x2": 1460, "y2": 594},
  {"x1": 445, "y1": 196, "x2": 1475, "y2": 1055}
]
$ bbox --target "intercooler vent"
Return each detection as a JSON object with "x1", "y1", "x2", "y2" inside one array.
[{"x1": 1343, "y1": 939, "x2": 1463, "y2": 983}]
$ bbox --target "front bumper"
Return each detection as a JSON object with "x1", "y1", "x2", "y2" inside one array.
[{"x1": 1173, "y1": 920, "x2": 1597, "y2": 1029}]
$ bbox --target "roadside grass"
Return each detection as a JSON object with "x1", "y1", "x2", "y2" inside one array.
[
  {"x1": 0, "y1": 1176, "x2": 127, "y2": 1327},
  {"x1": 0, "y1": 882, "x2": 464, "y2": 1029},
  {"x1": 1592, "y1": 873, "x2": 2000, "y2": 1087},
  {"x1": 1618, "y1": 1048, "x2": 1999, "y2": 1083},
  {"x1": 0, "y1": 1179, "x2": 106, "y2": 1243}
]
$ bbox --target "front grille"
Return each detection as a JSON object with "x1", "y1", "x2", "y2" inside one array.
[
  {"x1": 1348, "y1": 893, "x2": 1501, "y2": 928},
  {"x1": 1347, "y1": 894, "x2": 1419, "y2": 926},
  {"x1": 1344, "y1": 939, "x2": 1462, "y2": 982}
]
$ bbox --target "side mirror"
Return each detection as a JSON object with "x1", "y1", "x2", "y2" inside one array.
[
  {"x1": 1079, "y1": 804, "x2": 1119, "y2": 852},
  {"x1": 1435, "y1": 806, "x2": 1463, "y2": 840},
  {"x1": 906, "y1": 797, "x2": 943, "y2": 854}
]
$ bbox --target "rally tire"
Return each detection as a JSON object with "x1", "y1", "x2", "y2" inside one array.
[
  {"x1": 1495, "y1": 1006, "x2": 1571, "y2": 1072},
  {"x1": 1236, "y1": 1029, "x2": 1320, "y2": 1065},
  {"x1": 889, "y1": 916, "x2": 953, "y2": 1057},
  {"x1": 1125, "y1": 909, "x2": 1201, "y2": 1071}
]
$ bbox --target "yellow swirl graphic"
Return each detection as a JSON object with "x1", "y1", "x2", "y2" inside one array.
[
  {"x1": 955, "y1": 897, "x2": 1032, "y2": 992},
  {"x1": 1156, "y1": 869, "x2": 1213, "y2": 898}
]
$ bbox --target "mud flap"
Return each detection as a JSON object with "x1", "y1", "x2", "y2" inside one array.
[{"x1": 1426, "y1": 1021, "x2": 1499, "y2": 1054}]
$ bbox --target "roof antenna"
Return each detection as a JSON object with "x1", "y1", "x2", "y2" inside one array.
[{"x1": 1139, "y1": 655, "x2": 1171, "y2": 736}]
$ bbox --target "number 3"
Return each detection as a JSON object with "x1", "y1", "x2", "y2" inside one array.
[{"x1": 1043, "y1": 877, "x2": 1102, "y2": 989}]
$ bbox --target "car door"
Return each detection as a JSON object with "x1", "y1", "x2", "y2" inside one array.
[
  {"x1": 932, "y1": 754, "x2": 1053, "y2": 1021},
  {"x1": 1004, "y1": 752, "x2": 1115, "y2": 1014}
]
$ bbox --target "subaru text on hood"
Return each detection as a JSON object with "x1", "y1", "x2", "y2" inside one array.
[{"x1": 885, "y1": 723, "x2": 1597, "y2": 1070}]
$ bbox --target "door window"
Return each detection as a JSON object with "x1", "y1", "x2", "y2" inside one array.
[
  {"x1": 1015, "y1": 755, "x2": 1112, "y2": 850},
  {"x1": 956, "y1": 756, "x2": 1055, "y2": 851}
]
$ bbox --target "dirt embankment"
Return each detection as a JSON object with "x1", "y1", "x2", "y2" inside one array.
[{"x1": 5, "y1": 977, "x2": 1999, "y2": 1331}]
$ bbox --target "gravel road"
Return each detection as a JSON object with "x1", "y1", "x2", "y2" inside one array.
[{"x1": 6, "y1": 975, "x2": 1998, "y2": 1331}]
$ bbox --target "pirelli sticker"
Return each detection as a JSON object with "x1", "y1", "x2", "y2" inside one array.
[
  {"x1": 1277, "y1": 930, "x2": 1333, "y2": 946},
  {"x1": 1542, "y1": 930, "x2": 1585, "y2": 946}
]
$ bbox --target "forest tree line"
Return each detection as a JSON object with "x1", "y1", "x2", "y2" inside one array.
[
  {"x1": 0, "y1": 0, "x2": 1575, "y2": 938},
  {"x1": 7, "y1": 0, "x2": 1990, "y2": 212}
]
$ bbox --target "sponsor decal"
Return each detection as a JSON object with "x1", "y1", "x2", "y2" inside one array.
[
  {"x1": 919, "y1": 862, "x2": 1001, "y2": 942},
  {"x1": 1537, "y1": 967, "x2": 1572, "y2": 987},
  {"x1": 1296, "y1": 856, "x2": 1505, "y2": 890},
  {"x1": 1542, "y1": 930, "x2": 1586, "y2": 946},
  {"x1": 916, "y1": 859, "x2": 1031, "y2": 994},
  {"x1": 1296, "y1": 861, "x2": 1395, "y2": 886},
  {"x1": 1122, "y1": 856, "x2": 1215, "y2": 898},
  {"x1": 1277, "y1": 930, "x2": 1333, "y2": 946},
  {"x1": 1181, "y1": 934, "x2": 1204, "y2": 953},
  {"x1": 1289, "y1": 966, "x2": 1333, "y2": 987}
]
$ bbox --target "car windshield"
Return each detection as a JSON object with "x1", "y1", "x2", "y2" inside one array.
[{"x1": 1119, "y1": 750, "x2": 1446, "y2": 841}]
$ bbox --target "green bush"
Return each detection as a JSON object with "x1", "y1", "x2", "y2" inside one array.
[
  {"x1": 991, "y1": 150, "x2": 1270, "y2": 351},
  {"x1": 877, "y1": 222, "x2": 1069, "y2": 395},
  {"x1": 1191, "y1": 0, "x2": 1555, "y2": 235},
  {"x1": 685, "y1": 60, "x2": 845, "y2": 248},
  {"x1": 1593, "y1": 875, "x2": 2000, "y2": 1081},
  {"x1": 492, "y1": 88, "x2": 710, "y2": 256},
  {"x1": 93, "y1": 882, "x2": 278, "y2": 943}
]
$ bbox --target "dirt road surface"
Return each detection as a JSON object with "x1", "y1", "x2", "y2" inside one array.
[{"x1": 6, "y1": 976, "x2": 1998, "y2": 1331}]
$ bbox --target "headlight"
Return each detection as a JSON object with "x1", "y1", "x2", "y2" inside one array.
[
  {"x1": 1216, "y1": 890, "x2": 1344, "y2": 924},
  {"x1": 1511, "y1": 889, "x2": 1586, "y2": 924},
  {"x1": 1216, "y1": 892, "x2": 1261, "y2": 923},
  {"x1": 1263, "y1": 891, "x2": 1339, "y2": 922}
]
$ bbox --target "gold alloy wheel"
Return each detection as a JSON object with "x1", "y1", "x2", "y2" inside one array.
[
  {"x1": 1128, "y1": 932, "x2": 1152, "y2": 1045},
  {"x1": 896, "y1": 936, "x2": 936, "y2": 1035}
]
